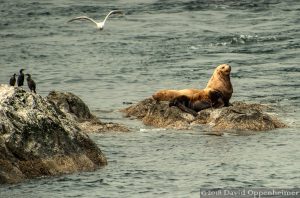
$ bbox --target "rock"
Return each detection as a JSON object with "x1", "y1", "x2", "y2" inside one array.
[
  {"x1": 46, "y1": 91, "x2": 129, "y2": 133},
  {"x1": 121, "y1": 98, "x2": 194, "y2": 129},
  {"x1": 46, "y1": 91, "x2": 95, "y2": 121},
  {"x1": 194, "y1": 101, "x2": 287, "y2": 132},
  {"x1": 0, "y1": 85, "x2": 107, "y2": 184},
  {"x1": 121, "y1": 98, "x2": 287, "y2": 132}
]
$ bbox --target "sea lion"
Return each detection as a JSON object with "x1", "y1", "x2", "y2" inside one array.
[
  {"x1": 152, "y1": 63, "x2": 233, "y2": 114},
  {"x1": 205, "y1": 64, "x2": 232, "y2": 106},
  {"x1": 152, "y1": 88, "x2": 201, "y2": 101},
  {"x1": 26, "y1": 74, "x2": 36, "y2": 93},
  {"x1": 17, "y1": 69, "x2": 25, "y2": 87},
  {"x1": 152, "y1": 64, "x2": 232, "y2": 103},
  {"x1": 9, "y1": 73, "x2": 16, "y2": 86},
  {"x1": 169, "y1": 89, "x2": 224, "y2": 116}
]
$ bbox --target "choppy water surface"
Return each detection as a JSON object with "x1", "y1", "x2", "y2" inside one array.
[{"x1": 0, "y1": 0, "x2": 299, "y2": 197}]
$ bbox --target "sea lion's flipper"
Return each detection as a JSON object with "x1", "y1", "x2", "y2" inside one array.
[
  {"x1": 176, "y1": 103, "x2": 198, "y2": 117},
  {"x1": 223, "y1": 100, "x2": 230, "y2": 107},
  {"x1": 210, "y1": 90, "x2": 225, "y2": 108},
  {"x1": 191, "y1": 100, "x2": 212, "y2": 112}
]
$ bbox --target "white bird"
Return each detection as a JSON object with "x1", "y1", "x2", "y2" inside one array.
[{"x1": 68, "y1": 10, "x2": 123, "y2": 30}]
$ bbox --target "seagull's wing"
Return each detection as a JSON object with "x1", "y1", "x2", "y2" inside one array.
[
  {"x1": 102, "y1": 10, "x2": 123, "y2": 25},
  {"x1": 68, "y1": 16, "x2": 98, "y2": 26}
]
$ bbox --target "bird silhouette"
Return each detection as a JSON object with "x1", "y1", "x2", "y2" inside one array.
[
  {"x1": 9, "y1": 73, "x2": 16, "y2": 86},
  {"x1": 17, "y1": 69, "x2": 25, "y2": 86},
  {"x1": 68, "y1": 10, "x2": 123, "y2": 30},
  {"x1": 26, "y1": 74, "x2": 36, "y2": 93}
]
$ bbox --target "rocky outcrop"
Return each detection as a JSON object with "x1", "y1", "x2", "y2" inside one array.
[
  {"x1": 0, "y1": 85, "x2": 107, "y2": 184},
  {"x1": 46, "y1": 91, "x2": 129, "y2": 133},
  {"x1": 121, "y1": 98, "x2": 287, "y2": 133}
]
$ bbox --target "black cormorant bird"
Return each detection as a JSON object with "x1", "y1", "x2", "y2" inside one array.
[
  {"x1": 9, "y1": 73, "x2": 16, "y2": 86},
  {"x1": 17, "y1": 69, "x2": 25, "y2": 86},
  {"x1": 26, "y1": 74, "x2": 36, "y2": 93}
]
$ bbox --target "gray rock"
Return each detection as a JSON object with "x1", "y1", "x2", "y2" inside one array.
[
  {"x1": 46, "y1": 91, "x2": 129, "y2": 133},
  {"x1": 0, "y1": 85, "x2": 107, "y2": 184},
  {"x1": 121, "y1": 98, "x2": 287, "y2": 133},
  {"x1": 46, "y1": 91, "x2": 95, "y2": 121}
]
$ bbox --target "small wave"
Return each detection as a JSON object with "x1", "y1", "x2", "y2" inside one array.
[
  {"x1": 278, "y1": 67, "x2": 300, "y2": 72},
  {"x1": 189, "y1": 46, "x2": 199, "y2": 50},
  {"x1": 27, "y1": 11, "x2": 51, "y2": 16},
  {"x1": 1, "y1": 33, "x2": 28, "y2": 39},
  {"x1": 213, "y1": 34, "x2": 281, "y2": 46},
  {"x1": 231, "y1": 34, "x2": 259, "y2": 44},
  {"x1": 139, "y1": 128, "x2": 166, "y2": 132},
  {"x1": 217, "y1": 34, "x2": 258, "y2": 45}
]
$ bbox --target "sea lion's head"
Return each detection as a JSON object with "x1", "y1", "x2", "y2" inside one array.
[{"x1": 216, "y1": 64, "x2": 231, "y2": 76}]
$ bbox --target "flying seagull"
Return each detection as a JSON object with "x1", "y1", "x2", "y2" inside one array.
[{"x1": 68, "y1": 10, "x2": 123, "y2": 30}]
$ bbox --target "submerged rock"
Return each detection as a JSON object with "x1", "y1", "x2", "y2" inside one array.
[
  {"x1": 46, "y1": 91, "x2": 129, "y2": 133},
  {"x1": 121, "y1": 98, "x2": 287, "y2": 132},
  {"x1": 0, "y1": 85, "x2": 107, "y2": 184}
]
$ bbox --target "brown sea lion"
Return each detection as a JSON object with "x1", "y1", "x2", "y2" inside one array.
[
  {"x1": 152, "y1": 63, "x2": 233, "y2": 115},
  {"x1": 205, "y1": 64, "x2": 232, "y2": 106},
  {"x1": 152, "y1": 64, "x2": 232, "y2": 103}
]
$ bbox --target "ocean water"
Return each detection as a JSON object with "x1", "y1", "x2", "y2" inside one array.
[{"x1": 0, "y1": 0, "x2": 300, "y2": 197}]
